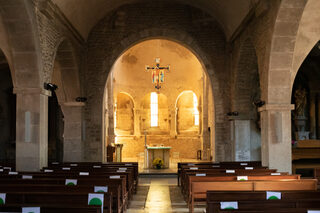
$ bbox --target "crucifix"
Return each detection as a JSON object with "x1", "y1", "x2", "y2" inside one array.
[{"x1": 145, "y1": 58, "x2": 170, "y2": 90}]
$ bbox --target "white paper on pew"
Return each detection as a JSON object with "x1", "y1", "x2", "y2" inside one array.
[
  {"x1": 308, "y1": 211, "x2": 320, "y2": 213},
  {"x1": 212, "y1": 165, "x2": 220, "y2": 168},
  {"x1": 125, "y1": 163, "x2": 132, "y2": 166},
  {"x1": 237, "y1": 176, "x2": 248, "y2": 181},
  {"x1": 117, "y1": 170, "x2": 126, "y2": 173},
  {"x1": 94, "y1": 186, "x2": 108, "y2": 193},
  {"x1": 52, "y1": 162, "x2": 59, "y2": 165},
  {"x1": 188, "y1": 163, "x2": 195, "y2": 166},
  {"x1": 88, "y1": 193, "x2": 104, "y2": 213},
  {"x1": 271, "y1": 173, "x2": 281, "y2": 175},
  {"x1": 44, "y1": 169, "x2": 53, "y2": 173},
  {"x1": 240, "y1": 163, "x2": 248, "y2": 166},
  {"x1": 4, "y1": 167, "x2": 11, "y2": 171},
  {"x1": 220, "y1": 201, "x2": 238, "y2": 209},
  {"x1": 8, "y1": 171, "x2": 18, "y2": 175},
  {"x1": 245, "y1": 167, "x2": 254, "y2": 170},
  {"x1": 196, "y1": 173, "x2": 206, "y2": 177},
  {"x1": 62, "y1": 167, "x2": 71, "y2": 170},
  {"x1": 0, "y1": 169, "x2": 3, "y2": 172},
  {"x1": 22, "y1": 175, "x2": 33, "y2": 179},
  {"x1": 0, "y1": 193, "x2": 6, "y2": 205},
  {"x1": 226, "y1": 170, "x2": 235, "y2": 173},
  {"x1": 22, "y1": 207, "x2": 40, "y2": 213},
  {"x1": 70, "y1": 163, "x2": 78, "y2": 166},
  {"x1": 65, "y1": 179, "x2": 77, "y2": 186},
  {"x1": 93, "y1": 165, "x2": 102, "y2": 168},
  {"x1": 110, "y1": 175, "x2": 121, "y2": 179},
  {"x1": 190, "y1": 167, "x2": 198, "y2": 170},
  {"x1": 80, "y1": 172, "x2": 89, "y2": 176},
  {"x1": 267, "y1": 191, "x2": 281, "y2": 200},
  {"x1": 119, "y1": 168, "x2": 127, "y2": 170}
]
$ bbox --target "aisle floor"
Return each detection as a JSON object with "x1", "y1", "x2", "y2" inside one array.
[{"x1": 127, "y1": 177, "x2": 205, "y2": 213}]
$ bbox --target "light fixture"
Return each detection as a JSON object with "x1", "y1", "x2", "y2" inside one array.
[
  {"x1": 76, "y1": 97, "x2": 87, "y2": 102},
  {"x1": 253, "y1": 100, "x2": 265, "y2": 107},
  {"x1": 44, "y1": 83, "x2": 58, "y2": 91}
]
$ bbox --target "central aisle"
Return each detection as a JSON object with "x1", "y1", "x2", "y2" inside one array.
[
  {"x1": 145, "y1": 179, "x2": 172, "y2": 212},
  {"x1": 127, "y1": 176, "x2": 205, "y2": 213}
]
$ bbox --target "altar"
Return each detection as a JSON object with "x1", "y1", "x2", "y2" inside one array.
[{"x1": 145, "y1": 146, "x2": 171, "y2": 169}]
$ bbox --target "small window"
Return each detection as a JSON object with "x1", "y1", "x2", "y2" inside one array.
[
  {"x1": 114, "y1": 103, "x2": 117, "y2": 128},
  {"x1": 150, "y1": 92, "x2": 158, "y2": 127}
]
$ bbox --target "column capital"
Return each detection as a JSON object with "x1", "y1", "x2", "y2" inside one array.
[
  {"x1": 13, "y1": 87, "x2": 51, "y2": 96},
  {"x1": 63, "y1": 102, "x2": 86, "y2": 107},
  {"x1": 258, "y1": 104, "x2": 294, "y2": 112}
]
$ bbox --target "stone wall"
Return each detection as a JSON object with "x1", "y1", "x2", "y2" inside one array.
[{"x1": 86, "y1": 2, "x2": 228, "y2": 162}]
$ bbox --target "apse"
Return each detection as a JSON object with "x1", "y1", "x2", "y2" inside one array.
[{"x1": 104, "y1": 39, "x2": 214, "y2": 168}]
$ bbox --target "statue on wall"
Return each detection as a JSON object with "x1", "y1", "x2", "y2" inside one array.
[{"x1": 294, "y1": 87, "x2": 307, "y2": 117}]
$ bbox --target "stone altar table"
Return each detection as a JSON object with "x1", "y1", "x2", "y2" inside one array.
[{"x1": 145, "y1": 146, "x2": 171, "y2": 169}]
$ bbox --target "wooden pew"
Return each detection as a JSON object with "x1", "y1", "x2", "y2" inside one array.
[
  {"x1": 1, "y1": 191, "x2": 112, "y2": 213},
  {"x1": 0, "y1": 204, "x2": 102, "y2": 213},
  {"x1": 182, "y1": 174, "x2": 300, "y2": 201},
  {"x1": 189, "y1": 179, "x2": 318, "y2": 213},
  {"x1": 0, "y1": 184, "x2": 122, "y2": 213},
  {"x1": 0, "y1": 177, "x2": 126, "y2": 212},
  {"x1": 178, "y1": 161, "x2": 262, "y2": 186}
]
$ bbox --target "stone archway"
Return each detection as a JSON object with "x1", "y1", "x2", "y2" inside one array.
[
  {"x1": 0, "y1": 0, "x2": 47, "y2": 171},
  {"x1": 261, "y1": 0, "x2": 311, "y2": 172},
  {"x1": 52, "y1": 39, "x2": 83, "y2": 162},
  {"x1": 102, "y1": 38, "x2": 215, "y2": 165}
]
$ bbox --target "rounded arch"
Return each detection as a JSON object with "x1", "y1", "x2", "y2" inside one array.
[
  {"x1": 115, "y1": 92, "x2": 135, "y2": 135},
  {"x1": 87, "y1": 2, "x2": 226, "y2": 161},
  {"x1": 176, "y1": 90, "x2": 200, "y2": 135},
  {"x1": 234, "y1": 38, "x2": 260, "y2": 118},
  {"x1": 267, "y1": 0, "x2": 308, "y2": 104},
  {"x1": 52, "y1": 39, "x2": 81, "y2": 104},
  {"x1": 291, "y1": 0, "x2": 320, "y2": 88},
  {"x1": 0, "y1": 0, "x2": 41, "y2": 88}
]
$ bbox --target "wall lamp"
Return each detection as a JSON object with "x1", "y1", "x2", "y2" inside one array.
[
  {"x1": 227, "y1": 111, "x2": 239, "y2": 116},
  {"x1": 76, "y1": 97, "x2": 87, "y2": 102},
  {"x1": 44, "y1": 83, "x2": 58, "y2": 91},
  {"x1": 253, "y1": 100, "x2": 265, "y2": 107}
]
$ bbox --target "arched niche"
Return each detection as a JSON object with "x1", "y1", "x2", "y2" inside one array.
[
  {"x1": 0, "y1": 49, "x2": 16, "y2": 165},
  {"x1": 50, "y1": 39, "x2": 82, "y2": 162},
  {"x1": 141, "y1": 92, "x2": 169, "y2": 135},
  {"x1": 115, "y1": 92, "x2": 134, "y2": 135},
  {"x1": 291, "y1": 41, "x2": 320, "y2": 141},
  {"x1": 176, "y1": 91, "x2": 200, "y2": 135}
]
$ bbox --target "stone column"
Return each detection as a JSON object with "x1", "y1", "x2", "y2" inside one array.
[
  {"x1": 259, "y1": 104, "x2": 294, "y2": 173},
  {"x1": 170, "y1": 108, "x2": 177, "y2": 137},
  {"x1": 61, "y1": 102, "x2": 84, "y2": 162},
  {"x1": 202, "y1": 78, "x2": 210, "y2": 160},
  {"x1": 134, "y1": 108, "x2": 141, "y2": 137},
  {"x1": 230, "y1": 119, "x2": 251, "y2": 161},
  {"x1": 14, "y1": 88, "x2": 50, "y2": 171}
]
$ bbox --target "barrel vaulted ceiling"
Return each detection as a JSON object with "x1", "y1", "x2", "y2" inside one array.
[{"x1": 52, "y1": 0, "x2": 259, "y2": 40}]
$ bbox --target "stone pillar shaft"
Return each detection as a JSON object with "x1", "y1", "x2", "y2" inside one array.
[
  {"x1": 259, "y1": 104, "x2": 294, "y2": 173},
  {"x1": 134, "y1": 108, "x2": 141, "y2": 136},
  {"x1": 61, "y1": 102, "x2": 84, "y2": 162},
  {"x1": 14, "y1": 88, "x2": 50, "y2": 171},
  {"x1": 170, "y1": 108, "x2": 177, "y2": 137}
]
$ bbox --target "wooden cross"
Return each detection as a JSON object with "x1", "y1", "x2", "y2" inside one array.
[{"x1": 145, "y1": 58, "x2": 170, "y2": 90}]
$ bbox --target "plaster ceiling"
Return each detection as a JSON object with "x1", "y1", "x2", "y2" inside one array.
[{"x1": 52, "y1": 0, "x2": 258, "y2": 40}]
